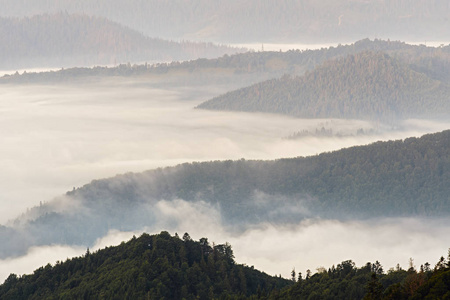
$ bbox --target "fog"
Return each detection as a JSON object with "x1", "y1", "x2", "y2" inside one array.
[
  {"x1": 1, "y1": 78, "x2": 450, "y2": 282},
  {"x1": 1, "y1": 198, "x2": 449, "y2": 282}
]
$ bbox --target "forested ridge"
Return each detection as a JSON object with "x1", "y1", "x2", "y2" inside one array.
[
  {"x1": 3, "y1": 38, "x2": 449, "y2": 86},
  {"x1": 1, "y1": 232, "x2": 449, "y2": 299},
  {"x1": 198, "y1": 51, "x2": 450, "y2": 121},
  {"x1": 0, "y1": 0, "x2": 449, "y2": 43},
  {"x1": 0, "y1": 13, "x2": 244, "y2": 69},
  {"x1": 1, "y1": 130, "x2": 449, "y2": 259},
  {"x1": 70, "y1": 129, "x2": 450, "y2": 219}
]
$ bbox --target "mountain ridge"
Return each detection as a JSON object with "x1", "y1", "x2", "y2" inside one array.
[{"x1": 0, "y1": 0, "x2": 449, "y2": 43}]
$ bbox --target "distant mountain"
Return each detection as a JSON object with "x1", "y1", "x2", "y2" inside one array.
[
  {"x1": 1, "y1": 130, "x2": 450, "y2": 259},
  {"x1": 0, "y1": 0, "x2": 449, "y2": 43},
  {"x1": 197, "y1": 51, "x2": 450, "y2": 121},
  {"x1": 0, "y1": 13, "x2": 245, "y2": 69},
  {"x1": 0, "y1": 232, "x2": 291, "y2": 299}
]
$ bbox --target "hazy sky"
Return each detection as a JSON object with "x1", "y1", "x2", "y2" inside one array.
[{"x1": 1, "y1": 78, "x2": 449, "y2": 282}]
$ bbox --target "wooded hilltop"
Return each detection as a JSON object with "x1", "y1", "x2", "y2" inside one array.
[{"x1": 1, "y1": 232, "x2": 449, "y2": 299}]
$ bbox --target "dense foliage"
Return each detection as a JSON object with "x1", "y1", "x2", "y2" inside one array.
[
  {"x1": 274, "y1": 253, "x2": 450, "y2": 300},
  {"x1": 0, "y1": 13, "x2": 244, "y2": 69},
  {"x1": 198, "y1": 51, "x2": 450, "y2": 121},
  {"x1": 0, "y1": 0, "x2": 449, "y2": 43},
  {"x1": 0, "y1": 232, "x2": 290, "y2": 299}
]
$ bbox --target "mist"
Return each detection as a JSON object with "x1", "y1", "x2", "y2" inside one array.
[
  {"x1": 1, "y1": 198, "x2": 449, "y2": 283},
  {"x1": 1, "y1": 78, "x2": 450, "y2": 283},
  {"x1": 2, "y1": 79, "x2": 449, "y2": 224}
]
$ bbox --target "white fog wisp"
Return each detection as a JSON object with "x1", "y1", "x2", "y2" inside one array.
[{"x1": 1, "y1": 198, "x2": 449, "y2": 283}]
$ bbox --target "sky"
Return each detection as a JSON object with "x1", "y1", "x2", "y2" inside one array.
[{"x1": 1, "y1": 78, "x2": 449, "y2": 282}]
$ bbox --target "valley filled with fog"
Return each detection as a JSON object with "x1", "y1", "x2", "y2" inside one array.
[
  {"x1": 1, "y1": 1, "x2": 450, "y2": 298},
  {"x1": 1, "y1": 78, "x2": 449, "y2": 282}
]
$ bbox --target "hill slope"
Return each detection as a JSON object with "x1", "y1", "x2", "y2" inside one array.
[
  {"x1": 1, "y1": 130, "x2": 450, "y2": 259},
  {"x1": 0, "y1": 13, "x2": 245, "y2": 69},
  {"x1": 197, "y1": 51, "x2": 450, "y2": 121}
]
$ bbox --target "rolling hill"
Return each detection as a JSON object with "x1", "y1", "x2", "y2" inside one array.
[{"x1": 197, "y1": 51, "x2": 450, "y2": 121}]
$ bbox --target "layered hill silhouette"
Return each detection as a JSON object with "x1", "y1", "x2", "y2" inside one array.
[
  {"x1": 197, "y1": 51, "x2": 450, "y2": 121},
  {"x1": 0, "y1": 13, "x2": 245, "y2": 69},
  {"x1": 1, "y1": 232, "x2": 449, "y2": 299},
  {"x1": 3, "y1": 39, "x2": 449, "y2": 92},
  {"x1": 1, "y1": 130, "x2": 450, "y2": 259}
]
